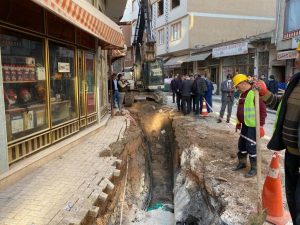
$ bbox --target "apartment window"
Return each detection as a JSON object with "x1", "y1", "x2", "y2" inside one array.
[
  {"x1": 170, "y1": 22, "x2": 181, "y2": 41},
  {"x1": 158, "y1": 0, "x2": 164, "y2": 16},
  {"x1": 284, "y1": 0, "x2": 300, "y2": 33},
  {"x1": 158, "y1": 29, "x2": 164, "y2": 45},
  {"x1": 171, "y1": 0, "x2": 180, "y2": 9}
]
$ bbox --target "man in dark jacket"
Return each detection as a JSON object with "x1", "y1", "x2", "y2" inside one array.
[
  {"x1": 218, "y1": 74, "x2": 235, "y2": 123},
  {"x1": 192, "y1": 74, "x2": 208, "y2": 115},
  {"x1": 181, "y1": 75, "x2": 194, "y2": 115},
  {"x1": 174, "y1": 74, "x2": 183, "y2": 111},
  {"x1": 267, "y1": 75, "x2": 278, "y2": 94},
  {"x1": 170, "y1": 75, "x2": 177, "y2": 103},
  {"x1": 256, "y1": 43, "x2": 300, "y2": 224}
]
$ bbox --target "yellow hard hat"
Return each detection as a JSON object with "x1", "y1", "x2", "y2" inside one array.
[
  {"x1": 232, "y1": 74, "x2": 248, "y2": 86},
  {"x1": 296, "y1": 42, "x2": 300, "y2": 51}
]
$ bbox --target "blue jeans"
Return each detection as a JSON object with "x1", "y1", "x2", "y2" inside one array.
[{"x1": 113, "y1": 90, "x2": 119, "y2": 108}]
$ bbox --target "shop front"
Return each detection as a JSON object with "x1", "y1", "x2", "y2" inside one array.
[
  {"x1": 0, "y1": 0, "x2": 124, "y2": 167},
  {"x1": 212, "y1": 42, "x2": 254, "y2": 81}
]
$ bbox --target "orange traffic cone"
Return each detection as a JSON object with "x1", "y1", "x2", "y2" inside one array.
[
  {"x1": 200, "y1": 98, "x2": 209, "y2": 117},
  {"x1": 262, "y1": 152, "x2": 291, "y2": 225}
]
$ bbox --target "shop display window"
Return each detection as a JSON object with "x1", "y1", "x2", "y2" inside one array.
[
  {"x1": 49, "y1": 42, "x2": 77, "y2": 126},
  {"x1": 85, "y1": 52, "x2": 96, "y2": 115},
  {"x1": 0, "y1": 29, "x2": 48, "y2": 142}
]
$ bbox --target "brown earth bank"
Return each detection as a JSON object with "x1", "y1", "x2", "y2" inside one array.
[{"x1": 95, "y1": 100, "x2": 287, "y2": 225}]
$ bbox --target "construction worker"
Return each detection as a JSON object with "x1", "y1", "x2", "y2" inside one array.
[
  {"x1": 255, "y1": 43, "x2": 300, "y2": 224},
  {"x1": 232, "y1": 74, "x2": 267, "y2": 177}
]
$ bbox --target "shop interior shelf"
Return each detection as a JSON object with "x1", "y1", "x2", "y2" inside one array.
[{"x1": 3, "y1": 80, "x2": 39, "y2": 84}]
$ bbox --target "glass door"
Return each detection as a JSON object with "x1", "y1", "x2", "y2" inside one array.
[{"x1": 78, "y1": 50, "x2": 96, "y2": 128}]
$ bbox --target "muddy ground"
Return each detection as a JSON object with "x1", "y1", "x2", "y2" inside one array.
[{"x1": 96, "y1": 99, "x2": 288, "y2": 225}]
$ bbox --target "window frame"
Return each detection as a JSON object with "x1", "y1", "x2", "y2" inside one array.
[
  {"x1": 157, "y1": 0, "x2": 164, "y2": 17},
  {"x1": 157, "y1": 28, "x2": 165, "y2": 45},
  {"x1": 170, "y1": 22, "x2": 181, "y2": 42},
  {"x1": 171, "y1": 0, "x2": 180, "y2": 10}
]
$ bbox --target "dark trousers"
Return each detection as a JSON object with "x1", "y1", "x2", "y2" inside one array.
[
  {"x1": 181, "y1": 96, "x2": 191, "y2": 115},
  {"x1": 176, "y1": 92, "x2": 182, "y2": 111},
  {"x1": 284, "y1": 151, "x2": 300, "y2": 224},
  {"x1": 172, "y1": 91, "x2": 176, "y2": 103},
  {"x1": 219, "y1": 97, "x2": 234, "y2": 120},
  {"x1": 238, "y1": 124, "x2": 256, "y2": 160},
  {"x1": 191, "y1": 94, "x2": 196, "y2": 111},
  {"x1": 195, "y1": 94, "x2": 204, "y2": 114}
]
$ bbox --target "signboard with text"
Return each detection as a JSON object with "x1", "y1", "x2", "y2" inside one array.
[
  {"x1": 212, "y1": 42, "x2": 248, "y2": 58},
  {"x1": 277, "y1": 50, "x2": 297, "y2": 60}
]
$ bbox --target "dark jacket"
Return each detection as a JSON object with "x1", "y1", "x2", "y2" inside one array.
[
  {"x1": 267, "y1": 79, "x2": 278, "y2": 94},
  {"x1": 170, "y1": 79, "x2": 176, "y2": 92},
  {"x1": 264, "y1": 72, "x2": 300, "y2": 152},
  {"x1": 174, "y1": 78, "x2": 183, "y2": 93},
  {"x1": 181, "y1": 79, "x2": 194, "y2": 97},
  {"x1": 220, "y1": 79, "x2": 234, "y2": 101},
  {"x1": 192, "y1": 76, "x2": 208, "y2": 95}
]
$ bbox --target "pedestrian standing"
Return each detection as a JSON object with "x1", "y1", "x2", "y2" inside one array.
[
  {"x1": 232, "y1": 74, "x2": 267, "y2": 178},
  {"x1": 267, "y1": 75, "x2": 278, "y2": 94},
  {"x1": 174, "y1": 74, "x2": 183, "y2": 111},
  {"x1": 218, "y1": 74, "x2": 234, "y2": 123},
  {"x1": 170, "y1": 75, "x2": 176, "y2": 103},
  {"x1": 192, "y1": 74, "x2": 208, "y2": 115},
  {"x1": 204, "y1": 75, "x2": 214, "y2": 113},
  {"x1": 255, "y1": 43, "x2": 300, "y2": 224},
  {"x1": 108, "y1": 73, "x2": 119, "y2": 108},
  {"x1": 117, "y1": 73, "x2": 130, "y2": 112},
  {"x1": 181, "y1": 75, "x2": 193, "y2": 115},
  {"x1": 190, "y1": 75, "x2": 196, "y2": 112}
]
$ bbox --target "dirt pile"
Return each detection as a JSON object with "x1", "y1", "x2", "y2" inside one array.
[{"x1": 172, "y1": 113, "x2": 274, "y2": 225}]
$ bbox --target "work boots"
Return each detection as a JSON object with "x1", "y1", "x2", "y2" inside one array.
[
  {"x1": 245, "y1": 157, "x2": 257, "y2": 178},
  {"x1": 232, "y1": 153, "x2": 247, "y2": 171}
]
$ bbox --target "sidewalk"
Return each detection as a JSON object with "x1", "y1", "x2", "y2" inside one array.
[{"x1": 0, "y1": 116, "x2": 128, "y2": 225}]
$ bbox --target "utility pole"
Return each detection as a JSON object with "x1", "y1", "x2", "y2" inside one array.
[{"x1": 255, "y1": 89, "x2": 262, "y2": 214}]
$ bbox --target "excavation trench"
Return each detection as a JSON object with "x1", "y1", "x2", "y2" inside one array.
[{"x1": 97, "y1": 100, "x2": 263, "y2": 225}]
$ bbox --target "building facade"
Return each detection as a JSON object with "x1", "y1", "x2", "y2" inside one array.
[
  {"x1": 151, "y1": 0, "x2": 276, "y2": 78},
  {"x1": 0, "y1": 0, "x2": 126, "y2": 173},
  {"x1": 275, "y1": 0, "x2": 300, "y2": 82}
]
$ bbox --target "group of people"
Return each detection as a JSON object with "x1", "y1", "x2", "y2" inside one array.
[
  {"x1": 108, "y1": 73, "x2": 130, "y2": 112},
  {"x1": 170, "y1": 74, "x2": 214, "y2": 115},
  {"x1": 169, "y1": 45, "x2": 300, "y2": 223},
  {"x1": 261, "y1": 73, "x2": 288, "y2": 95}
]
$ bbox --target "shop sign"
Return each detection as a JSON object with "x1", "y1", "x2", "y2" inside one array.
[
  {"x1": 277, "y1": 50, "x2": 297, "y2": 60},
  {"x1": 212, "y1": 42, "x2": 248, "y2": 58},
  {"x1": 58, "y1": 62, "x2": 70, "y2": 73},
  {"x1": 292, "y1": 36, "x2": 300, "y2": 48}
]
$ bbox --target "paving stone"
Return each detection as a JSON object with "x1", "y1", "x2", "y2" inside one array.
[{"x1": 0, "y1": 117, "x2": 127, "y2": 225}]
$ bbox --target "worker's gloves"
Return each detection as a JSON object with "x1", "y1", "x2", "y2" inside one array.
[
  {"x1": 260, "y1": 127, "x2": 265, "y2": 138},
  {"x1": 235, "y1": 123, "x2": 241, "y2": 132},
  {"x1": 253, "y1": 80, "x2": 268, "y2": 96}
]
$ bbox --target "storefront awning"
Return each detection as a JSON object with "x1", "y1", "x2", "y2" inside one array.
[
  {"x1": 164, "y1": 55, "x2": 189, "y2": 68},
  {"x1": 183, "y1": 52, "x2": 211, "y2": 62},
  {"x1": 31, "y1": 0, "x2": 125, "y2": 49}
]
